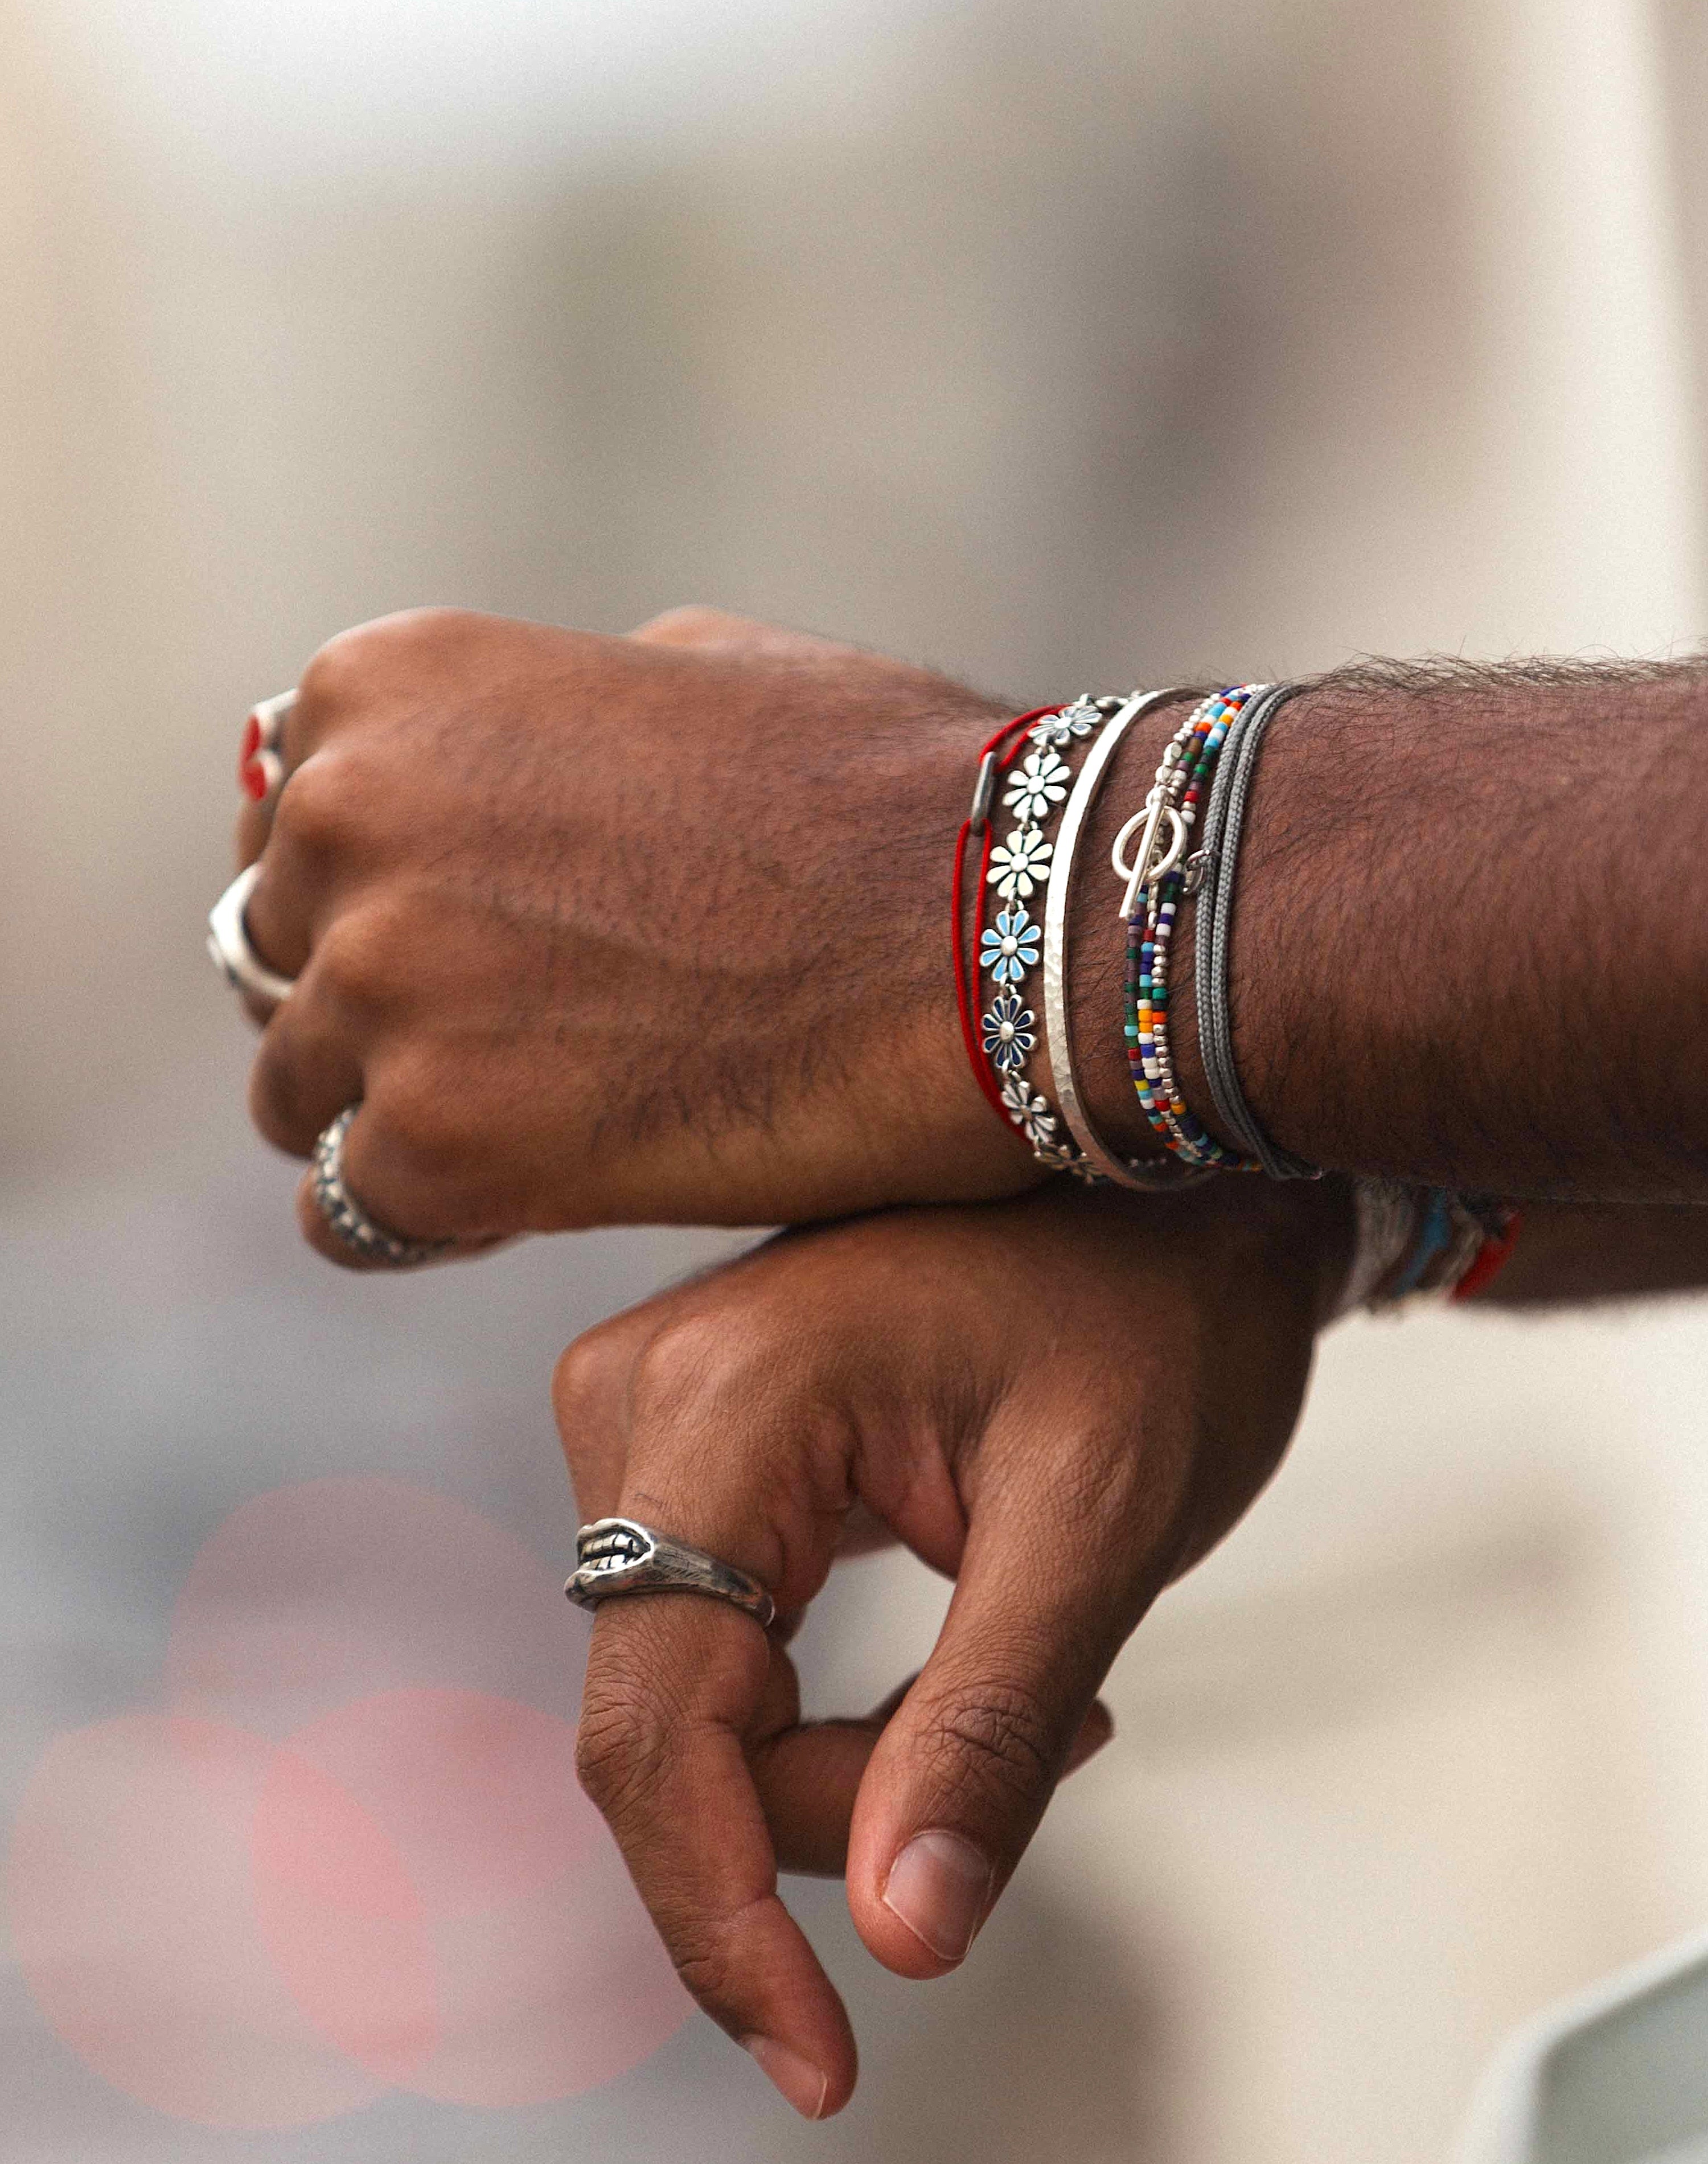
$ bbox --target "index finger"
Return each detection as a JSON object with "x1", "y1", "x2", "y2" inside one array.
[{"x1": 576, "y1": 1592, "x2": 856, "y2": 2119}]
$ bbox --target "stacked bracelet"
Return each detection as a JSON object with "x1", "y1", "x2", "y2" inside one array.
[
  {"x1": 1337, "y1": 1180, "x2": 1524, "y2": 1315},
  {"x1": 1192, "y1": 682, "x2": 1319, "y2": 1179},
  {"x1": 1041, "y1": 688, "x2": 1209, "y2": 1190},
  {"x1": 1120, "y1": 686, "x2": 1269, "y2": 1170},
  {"x1": 976, "y1": 696, "x2": 1121, "y2": 1178},
  {"x1": 956, "y1": 691, "x2": 1202, "y2": 1183}
]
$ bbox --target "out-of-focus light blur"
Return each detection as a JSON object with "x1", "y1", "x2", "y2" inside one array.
[{"x1": 4, "y1": 1, "x2": 1708, "y2": 2158}]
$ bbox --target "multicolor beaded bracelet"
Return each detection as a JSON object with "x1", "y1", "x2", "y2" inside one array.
[
  {"x1": 1119, "y1": 686, "x2": 1270, "y2": 1170},
  {"x1": 1041, "y1": 688, "x2": 1210, "y2": 1191},
  {"x1": 1339, "y1": 1182, "x2": 1524, "y2": 1313}
]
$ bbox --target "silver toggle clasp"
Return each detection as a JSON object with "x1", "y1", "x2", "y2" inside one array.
[{"x1": 1111, "y1": 788, "x2": 1188, "y2": 921}]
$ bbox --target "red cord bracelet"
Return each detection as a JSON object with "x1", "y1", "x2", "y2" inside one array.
[
  {"x1": 952, "y1": 709, "x2": 1063, "y2": 1128},
  {"x1": 1451, "y1": 1210, "x2": 1524, "y2": 1300}
]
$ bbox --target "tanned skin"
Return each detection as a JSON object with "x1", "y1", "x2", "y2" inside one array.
[
  {"x1": 1071, "y1": 657, "x2": 1708, "y2": 1204},
  {"x1": 225, "y1": 603, "x2": 1708, "y2": 2115},
  {"x1": 236, "y1": 608, "x2": 1708, "y2": 1264}
]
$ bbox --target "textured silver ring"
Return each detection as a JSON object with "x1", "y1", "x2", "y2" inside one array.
[
  {"x1": 207, "y1": 862, "x2": 297, "y2": 1008},
  {"x1": 565, "y1": 1517, "x2": 777, "y2": 1630},
  {"x1": 310, "y1": 1106, "x2": 453, "y2": 1269}
]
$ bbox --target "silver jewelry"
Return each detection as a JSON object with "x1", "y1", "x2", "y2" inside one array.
[
  {"x1": 1041, "y1": 689, "x2": 1208, "y2": 1191},
  {"x1": 206, "y1": 862, "x2": 296, "y2": 1007},
  {"x1": 310, "y1": 1106, "x2": 452, "y2": 1269},
  {"x1": 976, "y1": 696, "x2": 1120, "y2": 1179},
  {"x1": 240, "y1": 690, "x2": 295, "y2": 816},
  {"x1": 1115, "y1": 687, "x2": 1275, "y2": 1169},
  {"x1": 565, "y1": 1517, "x2": 777, "y2": 1629},
  {"x1": 978, "y1": 693, "x2": 1189, "y2": 1182}
]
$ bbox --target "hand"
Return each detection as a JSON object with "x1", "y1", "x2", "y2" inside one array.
[
  {"x1": 552, "y1": 1173, "x2": 1350, "y2": 2116},
  {"x1": 235, "y1": 605, "x2": 1044, "y2": 1263}
]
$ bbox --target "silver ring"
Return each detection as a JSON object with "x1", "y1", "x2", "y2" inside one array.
[
  {"x1": 310, "y1": 1106, "x2": 453, "y2": 1269},
  {"x1": 565, "y1": 1517, "x2": 777, "y2": 1630},
  {"x1": 207, "y1": 862, "x2": 296, "y2": 1007},
  {"x1": 239, "y1": 689, "x2": 295, "y2": 817}
]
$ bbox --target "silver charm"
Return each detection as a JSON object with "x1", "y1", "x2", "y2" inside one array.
[
  {"x1": 566, "y1": 1517, "x2": 776, "y2": 1629},
  {"x1": 1002, "y1": 749, "x2": 1071, "y2": 825},
  {"x1": 999, "y1": 1074, "x2": 1058, "y2": 1147},
  {"x1": 986, "y1": 825, "x2": 1053, "y2": 900},
  {"x1": 1029, "y1": 698, "x2": 1103, "y2": 748}
]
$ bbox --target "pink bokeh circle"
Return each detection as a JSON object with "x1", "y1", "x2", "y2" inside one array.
[{"x1": 6, "y1": 1479, "x2": 694, "y2": 2125}]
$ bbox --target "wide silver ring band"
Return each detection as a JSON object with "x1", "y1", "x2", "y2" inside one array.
[
  {"x1": 207, "y1": 861, "x2": 297, "y2": 1008},
  {"x1": 565, "y1": 1517, "x2": 777, "y2": 1630},
  {"x1": 310, "y1": 1106, "x2": 453, "y2": 1269}
]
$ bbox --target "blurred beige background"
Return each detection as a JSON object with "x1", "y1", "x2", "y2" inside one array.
[{"x1": 4, "y1": 0, "x2": 1708, "y2": 2158}]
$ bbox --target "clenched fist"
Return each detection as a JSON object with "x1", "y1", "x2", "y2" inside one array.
[{"x1": 233, "y1": 606, "x2": 1048, "y2": 1259}]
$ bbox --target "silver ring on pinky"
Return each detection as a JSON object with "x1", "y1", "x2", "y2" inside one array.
[
  {"x1": 565, "y1": 1517, "x2": 777, "y2": 1630},
  {"x1": 207, "y1": 862, "x2": 297, "y2": 1007},
  {"x1": 310, "y1": 1106, "x2": 453, "y2": 1269}
]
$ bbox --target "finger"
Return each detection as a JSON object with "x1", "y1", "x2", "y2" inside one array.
[
  {"x1": 578, "y1": 1595, "x2": 856, "y2": 2118},
  {"x1": 236, "y1": 796, "x2": 273, "y2": 873},
  {"x1": 553, "y1": 1318, "x2": 654, "y2": 1527},
  {"x1": 756, "y1": 1691, "x2": 1113, "y2": 1878},
  {"x1": 291, "y1": 1085, "x2": 500, "y2": 1272},
  {"x1": 570, "y1": 1354, "x2": 857, "y2": 2119},
  {"x1": 237, "y1": 749, "x2": 356, "y2": 986},
  {"x1": 844, "y1": 1428, "x2": 1157, "y2": 1979},
  {"x1": 248, "y1": 989, "x2": 367, "y2": 1161}
]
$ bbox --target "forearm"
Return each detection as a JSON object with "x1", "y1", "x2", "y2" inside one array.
[
  {"x1": 1472, "y1": 1200, "x2": 1708, "y2": 1307},
  {"x1": 1069, "y1": 659, "x2": 1708, "y2": 1203}
]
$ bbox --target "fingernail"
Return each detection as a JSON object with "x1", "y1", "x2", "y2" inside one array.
[
  {"x1": 881, "y1": 1828, "x2": 991, "y2": 1962},
  {"x1": 742, "y1": 2035, "x2": 830, "y2": 2120}
]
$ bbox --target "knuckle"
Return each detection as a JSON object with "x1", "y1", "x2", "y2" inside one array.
[
  {"x1": 552, "y1": 1322, "x2": 633, "y2": 1437},
  {"x1": 300, "y1": 607, "x2": 480, "y2": 701},
  {"x1": 574, "y1": 1679, "x2": 672, "y2": 1822},
  {"x1": 366, "y1": 1068, "x2": 471, "y2": 1189},
  {"x1": 928, "y1": 1681, "x2": 1059, "y2": 1804},
  {"x1": 632, "y1": 1309, "x2": 773, "y2": 1415},
  {"x1": 666, "y1": 1925, "x2": 737, "y2": 2006},
  {"x1": 272, "y1": 749, "x2": 368, "y2": 861},
  {"x1": 248, "y1": 1043, "x2": 318, "y2": 1155},
  {"x1": 313, "y1": 909, "x2": 400, "y2": 1017},
  {"x1": 296, "y1": 614, "x2": 412, "y2": 707},
  {"x1": 349, "y1": 1117, "x2": 489, "y2": 1247},
  {"x1": 630, "y1": 602, "x2": 733, "y2": 645}
]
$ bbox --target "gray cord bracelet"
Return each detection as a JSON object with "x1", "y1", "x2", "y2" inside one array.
[{"x1": 1192, "y1": 681, "x2": 1320, "y2": 1180}]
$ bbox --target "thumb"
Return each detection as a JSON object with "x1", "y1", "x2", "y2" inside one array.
[{"x1": 844, "y1": 1444, "x2": 1160, "y2": 1979}]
